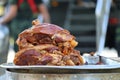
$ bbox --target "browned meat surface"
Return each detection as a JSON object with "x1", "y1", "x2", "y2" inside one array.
[
  {"x1": 16, "y1": 23, "x2": 77, "y2": 51},
  {"x1": 14, "y1": 45, "x2": 84, "y2": 66},
  {"x1": 14, "y1": 20, "x2": 84, "y2": 66}
]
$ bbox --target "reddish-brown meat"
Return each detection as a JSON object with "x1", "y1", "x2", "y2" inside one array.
[
  {"x1": 14, "y1": 20, "x2": 84, "y2": 66},
  {"x1": 14, "y1": 45, "x2": 84, "y2": 66},
  {"x1": 16, "y1": 23, "x2": 77, "y2": 51}
]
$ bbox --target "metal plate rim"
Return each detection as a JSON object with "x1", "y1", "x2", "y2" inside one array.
[{"x1": 1, "y1": 63, "x2": 120, "y2": 70}]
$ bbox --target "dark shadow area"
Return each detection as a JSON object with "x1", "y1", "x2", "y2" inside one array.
[
  {"x1": 105, "y1": 2, "x2": 120, "y2": 56},
  {"x1": 49, "y1": 2, "x2": 68, "y2": 27}
]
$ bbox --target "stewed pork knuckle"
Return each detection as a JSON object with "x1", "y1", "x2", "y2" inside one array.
[{"x1": 14, "y1": 20, "x2": 84, "y2": 66}]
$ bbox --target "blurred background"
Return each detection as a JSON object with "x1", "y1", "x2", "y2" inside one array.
[{"x1": 0, "y1": 0, "x2": 120, "y2": 79}]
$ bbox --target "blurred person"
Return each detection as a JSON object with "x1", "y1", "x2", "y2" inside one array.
[
  {"x1": 0, "y1": 0, "x2": 50, "y2": 52},
  {"x1": 0, "y1": 0, "x2": 10, "y2": 64}
]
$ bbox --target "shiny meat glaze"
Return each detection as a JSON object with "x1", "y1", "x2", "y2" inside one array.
[
  {"x1": 16, "y1": 23, "x2": 77, "y2": 50},
  {"x1": 14, "y1": 45, "x2": 84, "y2": 66},
  {"x1": 14, "y1": 22, "x2": 84, "y2": 66}
]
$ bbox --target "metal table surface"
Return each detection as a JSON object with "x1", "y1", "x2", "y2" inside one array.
[
  {"x1": 0, "y1": 59, "x2": 120, "y2": 80},
  {"x1": 5, "y1": 71, "x2": 120, "y2": 80}
]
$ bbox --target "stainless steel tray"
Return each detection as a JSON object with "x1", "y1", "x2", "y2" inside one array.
[
  {"x1": 1, "y1": 63, "x2": 120, "y2": 69},
  {"x1": 1, "y1": 57, "x2": 120, "y2": 74}
]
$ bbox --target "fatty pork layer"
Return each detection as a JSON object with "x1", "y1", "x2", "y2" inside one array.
[
  {"x1": 16, "y1": 23, "x2": 78, "y2": 54},
  {"x1": 14, "y1": 44, "x2": 84, "y2": 66}
]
